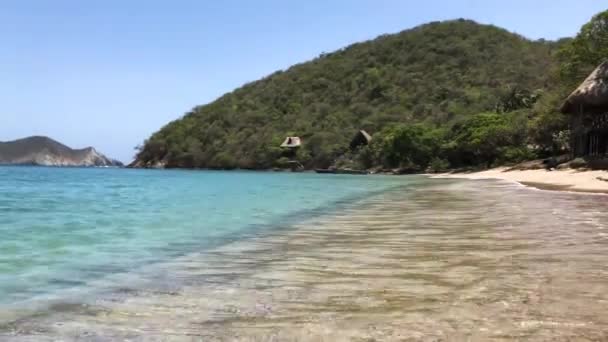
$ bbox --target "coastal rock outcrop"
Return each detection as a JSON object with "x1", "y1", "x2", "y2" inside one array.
[
  {"x1": 0, "y1": 136, "x2": 123, "y2": 167},
  {"x1": 127, "y1": 159, "x2": 166, "y2": 169}
]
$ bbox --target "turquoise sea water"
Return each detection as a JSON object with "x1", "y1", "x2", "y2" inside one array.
[
  {"x1": 0, "y1": 166, "x2": 408, "y2": 311},
  {"x1": 4, "y1": 167, "x2": 608, "y2": 339}
]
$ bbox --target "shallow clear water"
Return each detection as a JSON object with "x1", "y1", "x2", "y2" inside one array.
[
  {"x1": 3, "y1": 167, "x2": 608, "y2": 341},
  {"x1": 0, "y1": 167, "x2": 407, "y2": 309}
]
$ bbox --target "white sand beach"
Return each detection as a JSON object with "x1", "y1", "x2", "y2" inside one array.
[{"x1": 435, "y1": 167, "x2": 608, "y2": 193}]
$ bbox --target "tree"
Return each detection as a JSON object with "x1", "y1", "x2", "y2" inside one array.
[
  {"x1": 528, "y1": 90, "x2": 569, "y2": 155},
  {"x1": 495, "y1": 87, "x2": 541, "y2": 113},
  {"x1": 373, "y1": 124, "x2": 444, "y2": 170},
  {"x1": 558, "y1": 10, "x2": 608, "y2": 87},
  {"x1": 447, "y1": 113, "x2": 526, "y2": 168}
]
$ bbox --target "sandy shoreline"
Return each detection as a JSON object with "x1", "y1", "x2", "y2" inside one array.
[{"x1": 433, "y1": 167, "x2": 608, "y2": 193}]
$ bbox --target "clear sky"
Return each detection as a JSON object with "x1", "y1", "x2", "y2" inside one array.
[{"x1": 1, "y1": 0, "x2": 606, "y2": 162}]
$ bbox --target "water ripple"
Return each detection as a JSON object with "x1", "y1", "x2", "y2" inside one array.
[{"x1": 2, "y1": 177, "x2": 608, "y2": 340}]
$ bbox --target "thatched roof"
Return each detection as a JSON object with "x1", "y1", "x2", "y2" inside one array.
[
  {"x1": 280, "y1": 136, "x2": 301, "y2": 148},
  {"x1": 350, "y1": 130, "x2": 372, "y2": 149},
  {"x1": 561, "y1": 61, "x2": 608, "y2": 114}
]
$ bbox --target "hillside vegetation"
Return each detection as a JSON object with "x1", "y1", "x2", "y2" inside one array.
[{"x1": 133, "y1": 15, "x2": 606, "y2": 171}]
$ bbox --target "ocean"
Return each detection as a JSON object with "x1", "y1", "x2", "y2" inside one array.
[
  {"x1": 0, "y1": 167, "x2": 408, "y2": 311},
  {"x1": 1, "y1": 166, "x2": 608, "y2": 340}
]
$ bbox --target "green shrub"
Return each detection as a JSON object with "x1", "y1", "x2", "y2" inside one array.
[
  {"x1": 374, "y1": 124, "x2": 445, "y2": 170},
  {"x1": 496, "y1": 147, "x2": 537, "y2": 165},
  {"x1": 428, "y1": 158, "x2": 450, "y2": 173}
]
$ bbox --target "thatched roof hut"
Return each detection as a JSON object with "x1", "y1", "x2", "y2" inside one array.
[
  {"x1": 561, "y1": 61, "x2": 608, "y2": 114},
  {"x1": 561, "y1": 61, "x2": 608, "y2": 157},
  {"x1": 280, "y1": 136, "x2": 301, "y2": 148},
  {"x1": 350, "y1": 130, "x2": 372, "y2": 149}
]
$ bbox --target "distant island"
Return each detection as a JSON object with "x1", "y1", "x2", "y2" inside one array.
[{"x1": 0, "y1": 136, "x2": 123, "y2": 167}]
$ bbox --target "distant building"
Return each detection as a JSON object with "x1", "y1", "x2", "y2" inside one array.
[
  {"x1": 350, "y1": 130, "x2": 372, "y2": 150},
  {"x1": 561, "y1": 61, "x2": 608, "y2": 157},
  {"x1": 280, "y1": 136, "x2": 301, "y2": 149}
]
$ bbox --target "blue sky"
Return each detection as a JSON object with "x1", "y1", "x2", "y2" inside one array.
[{"x1": 1, "y1": 1, "x2": 605, "y2": 162}]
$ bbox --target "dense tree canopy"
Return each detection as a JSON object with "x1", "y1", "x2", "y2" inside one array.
[
  {"x1": 558, "y1": 11, "x2": 608, "y2": 88},
  {"x1": 369, "y1": 124, "x2": 444, "y2": 171},
  {"x1": 134, "y1": 12, "x2": 608, "y2": 171}
]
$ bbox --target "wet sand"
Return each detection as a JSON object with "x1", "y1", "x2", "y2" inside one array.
[
  {"x1": 435, "y1": 167, "x2": 608, "y2": 193},
  {"x1": 3, "y1": 178, "x2": 608, "y2": 341}
]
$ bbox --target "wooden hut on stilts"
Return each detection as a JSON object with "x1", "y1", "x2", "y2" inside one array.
[
  {"x1": 349, "y1": 130, "x2": 373, "y2": 150},
  {"x1": 279, "y1": 136, "x2": 303, "y2": 171}
]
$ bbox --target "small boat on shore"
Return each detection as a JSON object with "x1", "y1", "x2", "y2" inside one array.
[
  {"x1": 315, "y1": 168, "x2": 369, "y2": 175},
  {"x1": 315, "y1": 168, "x2": 335, "y2": 174}
]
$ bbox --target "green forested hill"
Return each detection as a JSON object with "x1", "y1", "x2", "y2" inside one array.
[{"x1": 134, "y1": 19, "x2": 562, "y2": 170}]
